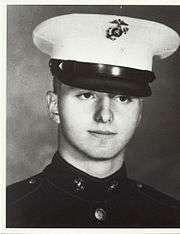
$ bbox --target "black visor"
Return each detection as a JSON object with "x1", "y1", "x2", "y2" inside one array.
[{"x1": 49, "y1": 59, "x2": 156, "y2": 97}]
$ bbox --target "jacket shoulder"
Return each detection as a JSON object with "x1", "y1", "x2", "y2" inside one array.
[
  {"x1": 129, "y1": 178, "x2": 180, "y2": 209},
  {"x1": 7, "y1": 173, "x2": 43, "y2": 205}
]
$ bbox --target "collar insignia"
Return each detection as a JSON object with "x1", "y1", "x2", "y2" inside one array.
[{"x1": 106, "y1": 19, "x2": 129, "y2": 41}]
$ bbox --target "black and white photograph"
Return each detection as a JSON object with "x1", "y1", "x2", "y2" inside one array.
[{"x1": 5, "y1": 4, "x2": 180, "y2": 229}]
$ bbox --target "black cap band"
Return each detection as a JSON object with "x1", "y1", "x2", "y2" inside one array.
[{"x1": 49, "y1": 59, "x2": 156, "y2": 97}]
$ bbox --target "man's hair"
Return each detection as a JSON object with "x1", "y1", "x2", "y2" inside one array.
[{"x1": 53, "y1": 77, "x2": 61, "y2": 94}]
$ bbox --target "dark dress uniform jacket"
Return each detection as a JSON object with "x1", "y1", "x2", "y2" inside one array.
[{"x1": 7, "y1": 152, "x2": 180, "y2": 228}]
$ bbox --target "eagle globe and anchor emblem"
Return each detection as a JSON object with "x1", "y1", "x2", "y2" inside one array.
[{"x1": 106, "y1": 19, "x2": 129, "y2": 40}]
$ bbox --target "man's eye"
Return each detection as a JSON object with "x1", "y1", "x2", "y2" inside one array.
[
  {"x1": 114, "y1": 95, "x2": 132, "y2": 103},
  {"x1": 76, "y1": 92, "x2": 95, "y2": 100}
]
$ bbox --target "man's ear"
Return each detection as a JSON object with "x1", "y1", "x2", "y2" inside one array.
[{"x1": 46, "y1": 91, "x2": 60, "y2": 124}]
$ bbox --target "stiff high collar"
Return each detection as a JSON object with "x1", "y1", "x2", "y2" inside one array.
[{"x1": 43, "y1": 151, "x2": 131, "y2": 202}]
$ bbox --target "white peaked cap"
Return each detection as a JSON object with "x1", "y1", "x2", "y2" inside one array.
[{"x1": 33, "y1": 13, "x2": 180, "y2": 71}]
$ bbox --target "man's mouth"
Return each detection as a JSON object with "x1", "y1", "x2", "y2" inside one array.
[{"x1": 88, "y1": 130, "x2": 117, "y2": 138}]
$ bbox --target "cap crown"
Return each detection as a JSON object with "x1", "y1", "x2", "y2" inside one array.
[{"x1": 33, "y1": 13, "x2": 180, "y2": 71}]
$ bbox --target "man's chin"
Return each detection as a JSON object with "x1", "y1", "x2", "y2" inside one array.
[{"x1": 84, "y1": 150, "x2": 123, "y2": 161}]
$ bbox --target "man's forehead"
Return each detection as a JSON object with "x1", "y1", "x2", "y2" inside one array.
[
  {"x1": 60, "y1": 83, "x2": 99, "y2": 95},
  {"x1": 60, "y1": 83, "x2": 85, "y2": 92},
  {"x1": 59, "y1": 83, "x2": 134, "y2": 97}
]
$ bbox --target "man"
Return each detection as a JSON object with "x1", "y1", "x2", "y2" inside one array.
[{"x1": 6, "y1": 13, "x2": 180, "y2": 227}]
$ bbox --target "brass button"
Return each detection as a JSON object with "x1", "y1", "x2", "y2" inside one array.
[
  {"x1": 73, "y1": 178, "x2": 85, "y2": 191},
  {"x1": 95, "y1": 208, "x2": 106, "y2": 221},
  {"x1": 108, "y1": 180, "x2": 119, "y2": 191},
  {"x1": 28, "y1": 178, "x2": 36, "y2": 184},
  {"x1": 137, "y1": 183, "x2": 143, "y2": 188},
  {"x1": 59, "y1": 62, "x2": 63, "y2": 70}
]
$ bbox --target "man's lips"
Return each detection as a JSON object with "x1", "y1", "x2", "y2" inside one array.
[{"x1": 88, "y1": 130, "x2": 117, "y2": 136}]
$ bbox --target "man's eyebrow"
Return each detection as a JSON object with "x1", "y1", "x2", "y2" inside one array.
[
  {"x1": 66, "y1": 87, "x2": 94, "y2": 92},
  {"x1": 65, "y1": 86, "x2": 135, "y2": 98}
]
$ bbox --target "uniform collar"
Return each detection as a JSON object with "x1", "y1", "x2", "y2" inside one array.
[{"x1": 43, "y1": 151, "x2": 130, "y2": 202}]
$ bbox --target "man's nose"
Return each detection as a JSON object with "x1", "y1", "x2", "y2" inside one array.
[{"x1": 94, "y1": 97, "x2": 113, "y2": 123}]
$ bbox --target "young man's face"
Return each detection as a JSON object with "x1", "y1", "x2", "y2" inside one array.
[{"x1": 50, "y1": 83, "x2": 143, "y2": 160}]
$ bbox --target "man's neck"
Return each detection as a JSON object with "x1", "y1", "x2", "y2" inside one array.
[{"x1": 58, "y1": 139, "x2": 125, "y2": 179}]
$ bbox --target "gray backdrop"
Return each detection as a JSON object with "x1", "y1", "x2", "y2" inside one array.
[{"x1": 7, "y1": 5, "x2": 180, "y2": 200}]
